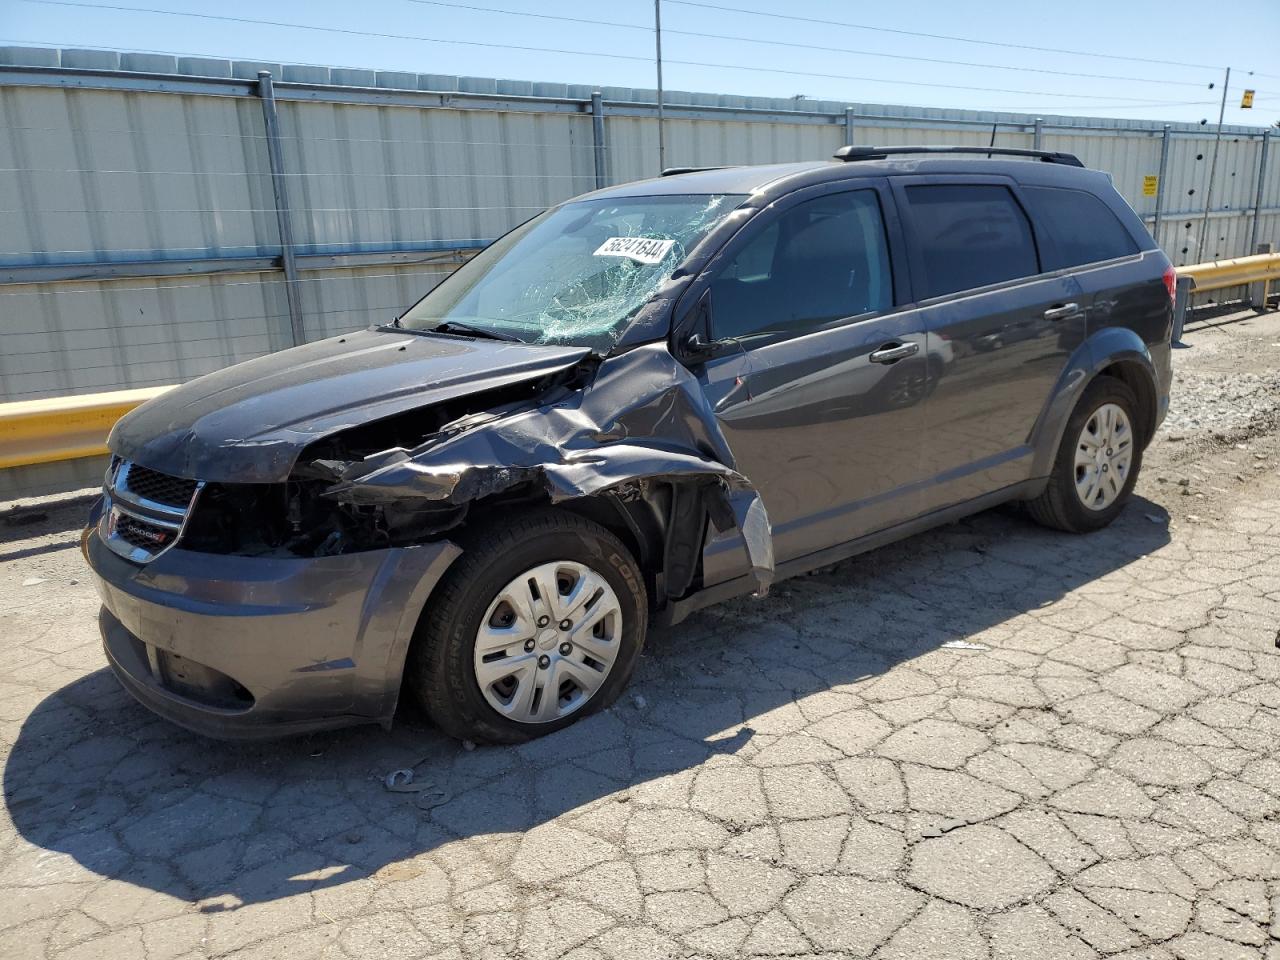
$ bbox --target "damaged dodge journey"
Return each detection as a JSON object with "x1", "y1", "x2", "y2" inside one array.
[{"x1": 85, "y1": 146, "x2": 1174, "y2": 743}]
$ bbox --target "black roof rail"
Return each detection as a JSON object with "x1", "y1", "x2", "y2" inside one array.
[
  {"x1": 661, "y1": 166, "x2": 728, "y2": 176},
  {"x1": 834, "y1": 145, "x2": 1084, "y2": 167}
]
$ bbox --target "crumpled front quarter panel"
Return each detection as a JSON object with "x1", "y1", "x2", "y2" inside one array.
[{"x1": 324, "y1": 344, "x2": 775, "y2": 591}]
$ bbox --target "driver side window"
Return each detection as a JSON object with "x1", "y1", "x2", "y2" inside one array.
[{"x1": 711, "y1": 190, "x2": 892, "y2": 342}]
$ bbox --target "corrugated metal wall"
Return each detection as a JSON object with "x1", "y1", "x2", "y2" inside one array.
[
  {"x1": 2, "y1": 45, "x2": 1277, "y2": 421},
  {"x1": 2, "y1": 272, "x2": 292, "y2": 399},
  {"x1": 607, "y1": 115, "x2": 843, "y2": 185},
  {"x1": 0, "y1": 85, "x2": 274, "y2": 265},
  {"x1": 278, "y1": 101, "x2": 598, "y2": 255}
]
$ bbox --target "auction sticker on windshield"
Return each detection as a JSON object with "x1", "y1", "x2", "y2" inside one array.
[{"x1": 593, "y1": 236, "x2": 676, "y2": 264}]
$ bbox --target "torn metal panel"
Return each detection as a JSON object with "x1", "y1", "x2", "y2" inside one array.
[{"x1": 324, "y1": 343, "x2": 775, "y2": 592}]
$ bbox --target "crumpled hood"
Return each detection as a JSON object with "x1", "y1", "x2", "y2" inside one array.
[{"x1": 108, "y1": 328, "x2": 590, "y2": 482}]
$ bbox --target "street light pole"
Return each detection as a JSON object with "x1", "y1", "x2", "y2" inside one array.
[{"x1": 654, "y1": 0, "x2": 666, "y2": 174}]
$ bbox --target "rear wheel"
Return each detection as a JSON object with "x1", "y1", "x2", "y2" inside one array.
[
  {"x1": 407, "y1": 510, "x2": 648, "y2": 744},
  {"x1": 1027, "y1": 376, "x2": 1143, "y2": 533}
]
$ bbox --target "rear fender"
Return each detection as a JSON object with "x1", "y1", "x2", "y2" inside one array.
[{"x1": 1029, "y1": 326, "x2": 1158, "y2": 481}]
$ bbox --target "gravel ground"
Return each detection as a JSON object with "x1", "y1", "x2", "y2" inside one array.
[
  {"x1": 1, "y1": 308, "x2": 1279, "y2": 960},
  {"x1": 1162, "y1": 308, "x2": 1280, "y2": 439}
]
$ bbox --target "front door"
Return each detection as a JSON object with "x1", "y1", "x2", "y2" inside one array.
[{"x1": 690, "y1": 184, "x2": 930, "y2": 581}]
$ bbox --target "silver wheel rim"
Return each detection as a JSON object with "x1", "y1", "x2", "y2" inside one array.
[
  {"x1": 473, "y1": 560, "x2": 623, "y2": 724},
  {"x1": 1074, "y1": 402, "x2": 1133, "y2": 511}
]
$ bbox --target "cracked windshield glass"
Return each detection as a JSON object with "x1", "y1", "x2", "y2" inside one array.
[{"x1": 399, "y1": 193, "x2": 745, "y2": 350}]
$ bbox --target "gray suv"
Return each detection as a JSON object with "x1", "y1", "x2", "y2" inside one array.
[{"x1": 84, "y1": 146, "x2": 1174, "y2": 743}]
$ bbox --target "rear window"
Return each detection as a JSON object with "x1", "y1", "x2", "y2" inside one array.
[
  {"x1": 1022, "y1": 186, "x2": 1139, "y2": 270},
  {"x1": 904, "y1": 184, "x2": 1040, "y2": 299}
]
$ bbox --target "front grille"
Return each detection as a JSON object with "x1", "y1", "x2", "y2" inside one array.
[
  {"x1": 102, "y1": 460, "x2": 203, "y2": 563},
  {"x1": 125, "y1": 464, "x2": 198, "y2": 508},
  {"x1": 115, "y1": 512, "x2": 178, "y2": 553}
]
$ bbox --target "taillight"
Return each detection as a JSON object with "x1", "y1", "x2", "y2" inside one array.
[{"x1": 1162, "y1": 264, "x2": 1177, "y2": 307}]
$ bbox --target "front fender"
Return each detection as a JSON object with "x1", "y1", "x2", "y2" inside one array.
[
  {"x1": 316, "y1": 343, "x2": 775, "y2": 595},
  {"x1": 1029, "y1": 327, "x2": 1158, "y2": 480}
]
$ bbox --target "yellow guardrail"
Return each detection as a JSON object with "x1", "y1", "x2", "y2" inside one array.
[
  {"x1": 0, "y1": 386, "x2": 173, "y2": 470},
  {"x1": 1179, "y1": 251, "x2": 1280, "y2": 294}
]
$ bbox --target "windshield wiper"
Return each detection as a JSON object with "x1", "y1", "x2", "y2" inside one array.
[{"x1": 432, "y1": 321, "x2": 521, "y2": 342}]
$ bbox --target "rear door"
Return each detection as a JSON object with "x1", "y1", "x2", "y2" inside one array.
[
  {"x1": 890, "y1": 176, "x2": 1086, "y2": 513},
  {"x1": 689, "y1": 180, "x2": 929, "y2": 578},
  {"x1": 1018, "y1": 183, "x2": 1166, "y2": 345}
]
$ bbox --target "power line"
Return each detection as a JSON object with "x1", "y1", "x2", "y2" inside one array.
[
  {"x1": 668, "y1": 59, "x2": 1205, "y2": 104},
  {"x1": 14, "y1": 1, "x2": 660, "y2": 68},
  {"x1": 401, "y1": 0, "x2": 1214, "y2": 89},
  {"x1": 666, "y1": 0, "x2": 1228, "y2": 72},
  {"x1": 10, "y1": 1, "x2": 1220, "y2": 106},
  {"x1": 403, "y1": 0, "x2": 647, "y2": 31},
  {"x1": 672, "y1": 35, "x2": 1212, "y2": 91},
  {"x1": 0, "y1": 39, "x2": 1229, "y2": 118}
]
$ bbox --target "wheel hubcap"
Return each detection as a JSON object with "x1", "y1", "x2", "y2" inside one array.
[
  {"x1": 473, "y1": 560, "x2": 623, "y2": 724},
  {"x1": 1074, "y1": 402, "x2": 1133, "y2": 511}
]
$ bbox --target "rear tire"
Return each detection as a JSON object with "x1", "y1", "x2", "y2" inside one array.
[
  {"x1": 407, "y1": 509, "x2": 648, "y2": 744},
  {"x1": 1027, "y1": 375, "x2": 1143, "y2": 533}
]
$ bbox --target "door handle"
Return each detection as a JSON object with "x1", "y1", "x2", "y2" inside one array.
[
  {"x1": 869, "y1": 342, "x2": 920, "y2": 364},
  {"x1": 1043, "y1": 303, "x2": 1081, "y2": 321}
]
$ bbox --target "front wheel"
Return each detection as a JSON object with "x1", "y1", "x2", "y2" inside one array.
[
  {"x1": 407, "y1": 510, "x2": 648, "y2": 744},
  {"x1": 1026, "y1": 375, "x2": 1143, "y2": 533}
]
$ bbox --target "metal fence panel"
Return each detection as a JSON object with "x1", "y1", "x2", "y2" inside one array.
[
  {"x1": 856, "y1": 125, "x2": 1022, "y2": 149},
  {"x1": 1041, "y1": 131, "x2": 1163, "y2": 217},
  {"x1": 604, "y1": 115, "x2": 843, "y2": 185},
  {"x1": 295, "y1": 263, "x2": 455, "y2": 342},
  {"x1": 1260, "y1": 137, "x2": 1280, "y2": 210},
  {"x1": 0, "y1": 85, "x2": 274, "y2": 266},
  {"x1": 277, "y1": 100, "x2": 598, "y2": 254},
  {"x1": 0, "y1": 272, "x2": 291, "y2": 399},
  {"x1": 1, "y1": 46, "x2": 1277, "y2": 421}
]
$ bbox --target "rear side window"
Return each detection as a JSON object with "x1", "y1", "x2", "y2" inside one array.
[
  {"x1": 904, "y1": 184, "x2": 1039, "y2": 299},
  {"x1": 1022, "y1": 186, "x2": 1139, "y2": 270},
  {"x1": 710, "y1": 190, "x2": 892, "y2": 341}
]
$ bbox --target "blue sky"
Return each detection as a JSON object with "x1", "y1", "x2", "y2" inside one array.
[{"x1": 6, "y1": 0, "x2": 1280, "y2": 126}]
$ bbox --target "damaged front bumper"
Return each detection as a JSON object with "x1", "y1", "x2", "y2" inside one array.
[{"x1": 83, "y1": 517, "x2": 459, "y2": 739}]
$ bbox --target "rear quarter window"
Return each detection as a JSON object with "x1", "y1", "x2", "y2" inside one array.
[
  {"x1": 903, "y1": 184, "x2": 1040, "y2": 299},
  {"x1": 1022, "y1": 185, "x2": 1139, "y2": 270}
]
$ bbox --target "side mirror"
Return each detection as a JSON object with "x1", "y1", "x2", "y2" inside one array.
[
  {"x1": 682, "y1": 331, "x2": 718, "y2": 362},
  {"x1": 677, "y1": 289, "x2": 719, "y2": 363}
]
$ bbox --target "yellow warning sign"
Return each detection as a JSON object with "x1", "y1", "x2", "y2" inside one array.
[
  {"x1": 1241, "y1": 89, "x2": 1255, "y2": 108},
  {"x1": 1142, "y1": 175, "x2": 1159, "y2": 197}
]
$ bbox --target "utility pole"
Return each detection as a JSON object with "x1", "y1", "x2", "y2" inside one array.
[
  {"x1": 257, "y1": 71, "x2": 305, "y2": 347},
  {"x1": 654, "y1": 0, "x2": 666, "y2": 174},
  {"x1": 1199, "y1": 66, "x2": 1230, "y2": 262}
]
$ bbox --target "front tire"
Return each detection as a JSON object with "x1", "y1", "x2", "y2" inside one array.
[
  {"x1": 407, "y1": 510, "x2": 648, "y2": 744},
  {"x1": 1027, "y1": 375, "x2": 1143, "y2": 533}
]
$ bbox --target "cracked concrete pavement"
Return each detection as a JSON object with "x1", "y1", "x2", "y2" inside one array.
[{"x1": 2, "y1": 307, "x2": 1279, "y2": 959}]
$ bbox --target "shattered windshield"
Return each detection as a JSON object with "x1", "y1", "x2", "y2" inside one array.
[{"x1": 398, "y1": 194, "x2": 746, "y2": 351}]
